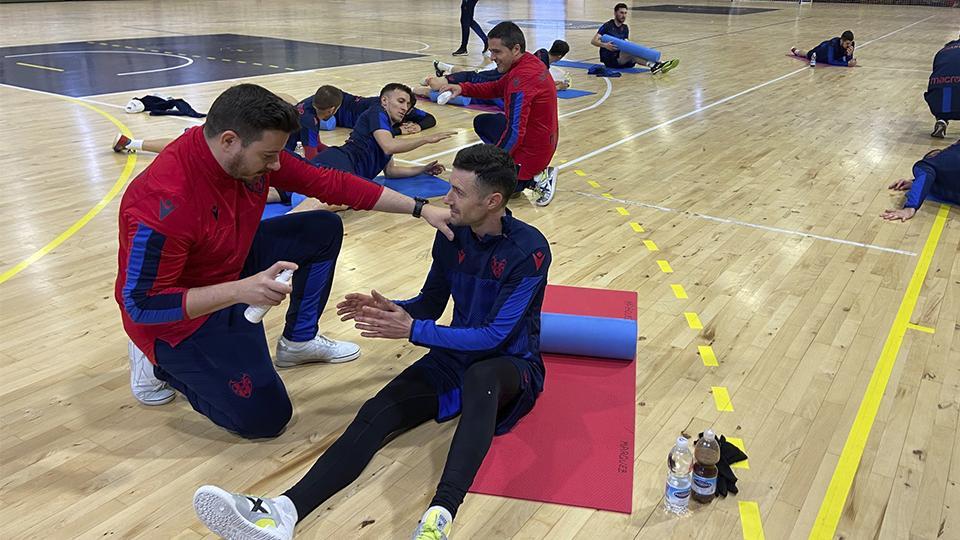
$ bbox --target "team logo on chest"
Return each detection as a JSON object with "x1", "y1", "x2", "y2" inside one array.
[
  {"x1": 458, "y1": 249, "x2": 466, "y2": 264},
  {"x1": 244, "y1": 176, "x2": 266, "y2": 194},
  {"x1": 491, "y1": 256, "x2": 507, "y2": 278},
  {"x1": 533, "y1": 251, "x2": 545, "y2": 270}
]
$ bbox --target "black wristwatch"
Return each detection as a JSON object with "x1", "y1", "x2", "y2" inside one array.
[{"x1": 412, "y1": 197, "x2": 428, "y2": 218}]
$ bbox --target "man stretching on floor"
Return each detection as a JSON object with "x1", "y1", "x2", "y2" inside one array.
[
  {"x1": 790, "y1": 30, "x2": 857, "y2": 67},
  {"x1": 882, "y1": 143, "x2": 960, "y2": 222},
  {"x1": 591, "y1": 3, "x2": 679, "y2": 75},
  {"x1": 192, "y1": 143, "x2": 551, "y2": 540},
  {"x1": 116, "y1": 84, "x2": 455, "y2": 439},
  {"x1": 311, "y1": 83, "x2": 454, "y2": 180},
  {"x1": 429, "y1": 39, "x2": 572, "y2": 91},
  {"x1": 439, "y1": 22, "x2": 560, "y2": 206},
  {"x1": 925, "y1": 34, "x2": 960, "y2": 138}
]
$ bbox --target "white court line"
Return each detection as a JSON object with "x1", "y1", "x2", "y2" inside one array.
[
  {"x1": 576, "y1": 191, "x2": 918, "y2": 257},
  {"x1": 4, "y1": 50, "x2": 194, "y2": 76},
  {"x1": 395, "y1": 77, "x2": 615, "y2": 166},
  {"x1": 556, "y1": 14, "x2": 934, "y2": 171}
]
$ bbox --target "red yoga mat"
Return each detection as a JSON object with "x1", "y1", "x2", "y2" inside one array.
[{"x1": 469, "y1": 285, "x2": 637, "y2": 513}]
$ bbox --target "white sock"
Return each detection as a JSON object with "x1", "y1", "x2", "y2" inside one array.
[
  {"x1": 274, "y1": 495, "x2": 299, "y2": 524},
  {"x1": 645, "y1": 60, "x2": 656, "y2": 68},
  {"x1": 437, "y1": 61, "x2": 454, "y2": 72},
  {"x1": 129, "y1": 139, "x2": 144, "y2": 151}
]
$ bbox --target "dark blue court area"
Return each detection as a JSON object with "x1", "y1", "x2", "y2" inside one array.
[{"x1": 0, "y1": 34, "x2": 424, "y2": 97}]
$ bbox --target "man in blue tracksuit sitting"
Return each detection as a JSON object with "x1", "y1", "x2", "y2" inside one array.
[
  {"x1": 882, "y1": 142, "x2": 960, "y2": 222},
  {"x1": 193, "y1": 143, "x2": 551, "y2": 540},
  {"x1": 925, "y1": 35, "x2": 960, "y2": 138},
  {"x1": 790, "y1": 30, "x2": 857, "y2": 67}
]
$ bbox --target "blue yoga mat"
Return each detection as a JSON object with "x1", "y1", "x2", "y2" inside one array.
[
  {"x1": 557, "y1": 88, "x2": 596, "y2": 99},
  {"x1": 553, "y1": 60, "x2": 648, "y2": 74},
  {"x1": 372, "y1": 173, "x2": 451, "y2": 198},
  {"x1": 261, "y1": 192, "x2": 307, "y2": 220},
  {"x1": 540, "y1": 312, "x2": 637, "y2": 361}
]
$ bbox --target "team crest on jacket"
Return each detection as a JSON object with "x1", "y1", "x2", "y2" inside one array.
[
  {"x1": 491, "y1": 256, "x2": 507, "y2": 278},
  {"x1": 229, "y1": 373, "x2": 253, "y2": 398}
]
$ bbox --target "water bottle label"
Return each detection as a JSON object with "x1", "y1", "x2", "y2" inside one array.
[
  {"x1": 692, "y1": 473, "x2": 717, "y2": 496},
  {"x1": 665, "y1": 482, "x2": 690, "y2": 506}
]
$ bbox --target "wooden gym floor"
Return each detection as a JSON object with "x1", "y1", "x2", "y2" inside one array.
[{"x1": 0, "y1": 1, "x2": 958, "y2": 538}]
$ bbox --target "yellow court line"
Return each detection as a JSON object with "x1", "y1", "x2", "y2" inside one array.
[
  {"x1": 643, "y1": 239, "x2": 659, "y2": 251},
  {"x1": 698, "y1": 345, "x2": 718, "y2": 367},
  {"x1": 616, "y1": 207, "x2": 629, "y2": 216},
  {"x1": 712, "y1": 386, "x2": 734, "y2": 411},
  {"x1": 587, "y1": 180, "x2": 601, "y2": 188},
  {"x1": 630, "y1": 222, "x2": 644, "y2": 233},
  {"x1": 685, "y1": 312, "x2": 703, "y2": 329},
  {"x1": 574, "y1": 169, "x2": 586, "y2": 176},
  {"x1": 16, "y1": 62, "x2": 63, "y2": 72},
  {"x1": 905, "y1": 322, "x2": 935, "y2": 334},
  {"x1": 657, "y1": 260, "x2": 673, "y2": 273},
  {"x1": 810, "y1": 204, "x2": 950, "y2": 539},
  {"x1": 727, "y1": 437, "x2": 750, "y2": 469},
  {"x1": 602, "y1": 192, "x2": 613, "y2": 199},
  {"x1": 739, "y1": 501, "x2": 765, "y2": 540},
  {"x1": 671, "y1": 283, "x2": 687, "y2": 298},
  {"x1": 0, "y1": 101, "x2": 137, "y2": 285}
]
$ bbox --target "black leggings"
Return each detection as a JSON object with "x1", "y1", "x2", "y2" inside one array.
[
  {"x1": 459, "y1": 0, "x2": 487, "y2": 50},
  {"x1": 284, "y1": 357, "x2": 521, "y2": 520}
]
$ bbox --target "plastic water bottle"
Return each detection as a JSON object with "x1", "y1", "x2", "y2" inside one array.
[
  {"x1": 244, "y1": 269, "x2": 294, "y2": 323},
  {"x1": 664, "y1": 436, "x2": 693, "y2": 514},
  {"x1": 691, "y1": 429, "x2": 721, "y2": 503},
  {"x1": 437, "y1": 90, "x2": 453, "y2": 105},
  {"x1": 809, "y1": 52, "x2": 817, "y2": 67}
]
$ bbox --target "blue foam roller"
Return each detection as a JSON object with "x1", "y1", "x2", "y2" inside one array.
[
  {"x1": 540, "y1": 312, "x2": 637, "y2": 360},
  {"x1": 599, "y1": 35, "x2": 661, "y2": 63},
  {"x1": 318, "y1": 116, "x2": 336, "y2": 131}
]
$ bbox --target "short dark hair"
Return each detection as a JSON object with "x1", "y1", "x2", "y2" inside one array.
[
  {"x1": 313, "y1": 85, "x2": 343, "y2": 110},
  {"x1": 549, "y1": 39, "x2": 570, "y2": 58},
  {"x1": 488, "y1": 21, "x2": 526, "y2": 52},
  {"x1": 204, "y1": 84, "x2": 299, "y2": 144},
  {"x1": 453, "y1": 144, "x2": 518, "y2": 208},
  {"x1": 841, "y1": 30, "x2": 854, "y2": 41},
  {"x1": 380, "y1": 82, "x2": 414, "y2": 102},
  {"x1": 614, "y1": 3, "x2": 628, "y2": 11}
]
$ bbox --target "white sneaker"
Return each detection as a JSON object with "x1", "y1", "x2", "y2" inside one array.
[
  {"x1": 193, "y1": 485, "x2": 298, "y2": 540},
  {"x1": 128, "y1": 340, "x2": 175, "y2": 406},
  {"x1": 274, "y1": 333, "x2": 361, "y2": 367},
  {"x1": 533, "y1": 167, "x2": 558, "y2": 207}
]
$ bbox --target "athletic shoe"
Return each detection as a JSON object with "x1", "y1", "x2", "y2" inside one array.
[
  {"x1": 533, "y1": 167, "x2": 558, "y2": 207},
  {"x1": 452, "y1": 48, "x2": 468, "y2": 56},
  {"x1": 275, "y1": 333, "x2": 360, "y2": 367},
  {"x1": 650, "y1": 62, "x2": 664, "y2": 74},
  {"x1": 113, "y1": 133, "x2": 134, "y2": 154},
  {"x1": 412, "y1": 506, "x2": 452, "y2": 540},
  {"x1": 193, "y1": 485, "x2": 297, "y2": 540},
  {"x1": 932, "y1": 119, "x2": 948, "y2": 138},
  {"x1": 790, "y1": 47, "x2": 801, "y2": 57},
  {"x1": 659, "y1": 58, "x2": 680, "y2": 74},
  {"x1": 128, "y1": 340, "x2": 175, "y2": 406}
]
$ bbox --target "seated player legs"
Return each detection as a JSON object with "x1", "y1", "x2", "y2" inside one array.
[{"x1": 193, "y1": 144, "x2": 552, "y2": 540}]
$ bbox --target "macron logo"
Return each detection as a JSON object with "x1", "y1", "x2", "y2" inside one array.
[{"x1": 159, "y1": 199, "x2": 176, "y2": 220}]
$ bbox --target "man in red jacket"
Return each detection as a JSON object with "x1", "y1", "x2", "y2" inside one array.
[
  {"x1": 440, "y1": 21, "x2": 559, "y2": 206},
  {"x1": 116, "y1": 84, "x2": 453, "y2": 439}
]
